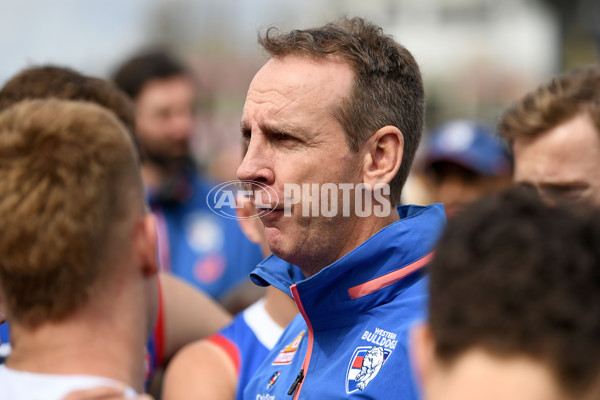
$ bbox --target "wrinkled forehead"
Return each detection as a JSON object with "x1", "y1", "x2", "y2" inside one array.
[
  {"x1": 245, "y1": 55, "x2": 355, "y2": 114},
  {"x1": 513, "y1": 114, "x2": 600, "y2": 179},
  {"x1": 512, "y1": 117, "x2": 600, "y2": 207}
]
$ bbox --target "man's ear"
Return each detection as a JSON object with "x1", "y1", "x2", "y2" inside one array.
[
  {"x1": 410, "y1": 322, "x2": 436, "y2": 388},
  {"x1": 136, "y1": 214, "x2": 159, "y2": 278},
  {"x1": 361, "y1": 126, "x2": 403, "y2": 189}
]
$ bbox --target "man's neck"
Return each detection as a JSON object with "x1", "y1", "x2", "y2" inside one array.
[
  {"x1": 6, "y1": 299, "x2": 146, "y2": 392},
  {"x1": 299, "y1": 211, "x2": 401, "y2": 277},
  {"x1": 264, "y1": 286, "x2": 298, "y2": 328}
]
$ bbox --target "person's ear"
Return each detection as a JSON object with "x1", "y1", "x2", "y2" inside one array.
[
  {"x1": 361, "y1": 126, "x2": 403, "y2": 189},
  {"x1": 136, "y1": 214, "x2": 159, "y2": 278},
  {"x1": 410, "y1": 322, "x2": 436, "y2": 388}
]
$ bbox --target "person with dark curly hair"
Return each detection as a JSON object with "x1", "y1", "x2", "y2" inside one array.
[{"x1": 412, "y1": 188, "x2": 600, "y2": 400}]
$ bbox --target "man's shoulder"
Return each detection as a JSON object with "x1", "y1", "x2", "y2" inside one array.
[{"x1": 0, "y1": 366, "x2": 137, "y2": 400}]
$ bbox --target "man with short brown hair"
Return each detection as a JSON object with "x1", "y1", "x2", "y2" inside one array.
[
  {"x1": 239, "y1": 17, "x2": 444, "y2": 399},
  {"x1": 0, "y1": 99, "x2": 158, "y2": 399},
  {"x1": 0, "y1": 65, "x2": 136, "y2": 139},
  {"x1": 499, "y1": 65, "x2": 600, "y2": 206},
  {"x1": 0, "y1": 65, "x2": 232, "y2": 383}
]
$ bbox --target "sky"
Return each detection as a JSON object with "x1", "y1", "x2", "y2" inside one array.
[{"x1": 0, "y1": 0, "x2": 560, "y2": 85}]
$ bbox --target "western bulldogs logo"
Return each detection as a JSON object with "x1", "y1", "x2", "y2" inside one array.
[{"x1": 345, "y1": 346, "x2": 390, "y2": 393}]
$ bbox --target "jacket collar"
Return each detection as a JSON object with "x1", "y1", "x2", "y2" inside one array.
[{"x1": 251, "y1": 204, "x2": 445, "y2": 326}]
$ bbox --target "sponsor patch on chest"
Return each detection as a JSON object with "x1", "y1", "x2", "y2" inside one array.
[
  {"x1": 345, "y1": 327, "x2": 397, "y2": 393},
  {"x1": 272, "y1": 330, "x2": 305, "y2": 365}
]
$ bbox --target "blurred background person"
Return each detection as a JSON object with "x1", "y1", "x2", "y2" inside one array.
[
  {"x1": 112, "y1": 50, "x2": 264, "y2": 312},
  {"x1": 415, "y1": 119, "x2": 512, "y2": 217},
  {"x1": 412, "y1": 188, "x2": 600, "y2": 400},
  {"x1": 499, "y1": 64, "x2": 600, "y2": 207}
]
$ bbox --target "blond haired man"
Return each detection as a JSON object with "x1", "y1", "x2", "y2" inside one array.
[
  {"x1": 0, "y1": 99, "x2": 158, "y2": 399},
  {"x1": 499, "y1": 65, "x2": 600, "y2": 206}
]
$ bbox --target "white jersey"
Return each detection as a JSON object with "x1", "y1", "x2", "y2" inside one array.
[{"x1": 0, "y1": 364, "x2": 138, "y2": 400}]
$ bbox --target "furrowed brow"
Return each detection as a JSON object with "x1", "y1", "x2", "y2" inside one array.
[
  {"x1": 240, "y1": 121, "x2": 251, "y2": 137},
  {"x1": 260, "y1": 121, "x2": 306, "y2": 139}
]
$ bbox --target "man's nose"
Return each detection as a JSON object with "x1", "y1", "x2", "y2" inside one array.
[
  {"x1": 236, "y1": 136, "x2": 275, "y2": 185},
  {"x1": 170, "y1": 112, "x2": 193, "y2": 142}
]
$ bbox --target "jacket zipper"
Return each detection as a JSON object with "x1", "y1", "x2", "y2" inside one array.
[
  {"x1": 287, "y1": 369, "x2": 304, "y2": 395},
  {"x1": 290, "y1": 284, "x2": 314, "y2": 400}
]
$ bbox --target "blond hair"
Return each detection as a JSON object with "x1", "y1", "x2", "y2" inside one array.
[
  {"x1": 0, "y1": 99, "x2": 144, "y2": 327},
  {"x1": 499, "y1": 65, "x2": 600, "y2": 141}
]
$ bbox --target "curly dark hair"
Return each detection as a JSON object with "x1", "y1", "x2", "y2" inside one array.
[
  {"x1": 429, "y1": 187, "x2": 600, "y2": 397},
  {"x1": 258, "y1": 17, "x2": 424, "y2": 205}
]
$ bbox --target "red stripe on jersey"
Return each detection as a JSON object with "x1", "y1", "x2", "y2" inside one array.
[
  {"x1": 154, "y1": 276, "x2": 166, "y2": 366},
  {"x1": 208, "y1": 333, "x2": 241, "y2": 376},
  {"x1": 347, "y1": 252, "x2": 433, "y2": 299}
]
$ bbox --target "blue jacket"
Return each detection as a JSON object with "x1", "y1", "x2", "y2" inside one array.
[
  {"x1": 243, "y1": 204, "x2": 445, "y2": 400},
  {"x1": 214, "y1": 265, "x2": 303, "y2": 400}
]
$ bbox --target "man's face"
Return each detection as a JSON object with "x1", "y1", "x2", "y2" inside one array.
[
  {"x1": 513, "y1": 113, "x2": 600, "y2": 207},
  {"x1": 134, "y1": 75, "x2": 195, "y2": 160},
  {"x1": 237, "y1": 55, "x2": 363, "y2": 275}
]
